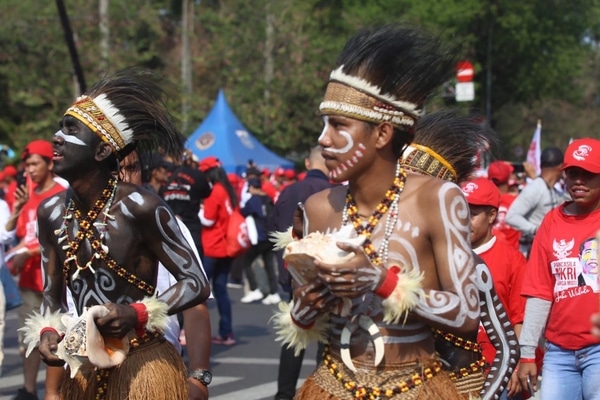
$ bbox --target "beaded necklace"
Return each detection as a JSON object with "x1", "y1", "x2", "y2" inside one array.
[
  {"x1": 58, "y1": 178, "x2": 155, "y2": 295},
  {"x1": 58, "y1": 178, "x2": 117, "y2": 281},
  {"x1": 342, "y1": 161, "x2": 406, "y2": 267}
]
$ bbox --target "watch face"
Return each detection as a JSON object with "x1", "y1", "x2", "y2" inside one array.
[
  {"x1": 190, "y1": 369, "x2": 212, "y2": 385},
  {"x1": 201, "y1": 370, "x2": 212, "y2": 385}
]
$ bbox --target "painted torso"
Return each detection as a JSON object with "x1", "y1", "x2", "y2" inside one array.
[{"x1": 303, "y1": 173, "x2": 479, "y2": 365}]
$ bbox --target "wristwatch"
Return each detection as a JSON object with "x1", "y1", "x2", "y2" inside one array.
[{"x1": 188, "y1": 369, "x2": 212, "y2": 386}]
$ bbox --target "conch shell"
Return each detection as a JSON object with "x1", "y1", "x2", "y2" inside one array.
[
  {"x1": 283, "y1": 225, "x2": 365, "y2": 285},
  {"x1": 57, "y1": 305, "x2": 130, "y2": 378}
]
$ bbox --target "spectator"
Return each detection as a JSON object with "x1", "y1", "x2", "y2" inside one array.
[
  {"x1": 506, "y1": 146, "x2": 568, "y2": 256},
  {"x1": 161, "y1": 153, "x2": 212, "y2": 258},
  {"x1": 461, "y1": 177, "x2": 528, "y2": 399},
  {"x1": 0, "y1": 195, "x2": 11, "y2": 378},
  {"x1": 270, "y1": 145, "x2": 333, "y2": 400},
  {"x1": 517, "y1": 138, "x2": 600, "y2": 399},
  {"x1": 3, "y1": 164, "x2": 19, "y2": 211},
  {"x1": 488, "y1": 160, "x2": 522, "y2": 250},
  {"x1": 239, "y1": 177, "x2": 280, "y2": 305},
  {"x1": 5, "y1": 140, "x2": 66, "y2": 400},
  {"x1": 140, "y1": 152, "x2": 169, "y2": 194},
  {"x1": 199, "y1": 157, "x2": 239, "y2": 345}
]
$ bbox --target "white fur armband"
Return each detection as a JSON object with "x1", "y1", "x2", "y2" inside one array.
[
  {"x1": 18, "y1": 310, "x2": 67, "y2": 357},
  {"x1": 381, "y1": 267, "x2": 424, "y2": 325},
  {"x1": 135, "y1": 296, "x2": 169, "y2": 333},
  {"x1": 268, "y1": 227, "x2": 295, "y2": 250},
  {"x1": 270, "y1": 300, "x2": 330, "y2": 356}
]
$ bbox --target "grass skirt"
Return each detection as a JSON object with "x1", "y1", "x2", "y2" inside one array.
[
  {"x1": 60, "y1": 334, "x2": 187, "y2": 400},
  {"x1": 295, "y1": 353, "x2": 469, "y2": 400}
]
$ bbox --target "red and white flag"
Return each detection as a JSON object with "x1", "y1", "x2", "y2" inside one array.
[{"x1": 526, "y1": 120, "x2": 541, "y2": 176}]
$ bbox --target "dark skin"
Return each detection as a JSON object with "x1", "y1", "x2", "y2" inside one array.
[{"x1": 37, "y1": 118, "x2": 210, "y2": 366}]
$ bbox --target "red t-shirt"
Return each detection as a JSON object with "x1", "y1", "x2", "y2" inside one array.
[
  {"x1": 522, "y1": 203, "x2": 600, "y2": 350},
  {"x1": 492, "y1": 193, "x2": 521, "y2": 250},
  {"x1": 16, "y1": 182, "x2": 66, "y2": 292},
  {"x1": 200, "y1": 182, "x2": 233, "y2": 258},
  {"x1": 476, "y1": 236, "x2": 528, "y2": 363}
]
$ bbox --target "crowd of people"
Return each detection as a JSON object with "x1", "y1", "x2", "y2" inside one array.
[{"x1": 0, "y1": 22, "x2": 598, "y2": 400}]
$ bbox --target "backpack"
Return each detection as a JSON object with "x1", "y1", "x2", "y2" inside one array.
[{"x1": 226, "y1": 208, "x2": 251, "y2": 258}]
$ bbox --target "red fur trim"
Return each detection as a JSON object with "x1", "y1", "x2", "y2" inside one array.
[
  {"x1": 375, "y1": 266, "x2": 401, "y2": 298},
  {"x1": 130, "y1": 303, "x2": 149, "y2": 337}
]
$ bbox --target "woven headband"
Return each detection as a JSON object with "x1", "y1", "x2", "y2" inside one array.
[
  {"x1": 402, "y1": 143, "x2": 457, "y2": 182},
  {"x1": 319, "y1": 66, "x2": 422, "y2": 129},
  {"x1": 64, "y1": 94, "x2": 133, "y2": 153}
]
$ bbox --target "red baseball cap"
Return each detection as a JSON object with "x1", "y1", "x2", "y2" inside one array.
[
  {"x1": 275, "y1": 167, "x2": 285, "y2": 176},
  {"x1": 562, "y1": 138, "x2": 600, "y2": 174},
  {"x1": 199, "y1": 156, "x2": 220, "y2": 172},
  {"x1": 461, "y1": 177, "x2": 501, "y2": 208},
  {"x1": 261, "y1": 167, "x2": 271, "y2": 176},
  {"x1": 487, "y1": 161, "x2": 513, "y2": 185},
  {"x1": 2, "y1": 165, "x2": 17, "y2": 177},
  {"x1": 284, "y1": 169, "x2": 296, "y2": 179},
  {"x1": 22, "y1": 140, "x2": 53, "y2": 161}
]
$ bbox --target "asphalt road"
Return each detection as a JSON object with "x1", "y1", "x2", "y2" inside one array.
[{"x1": 0, "y1": 283, "x2": 319, "y2": 400}]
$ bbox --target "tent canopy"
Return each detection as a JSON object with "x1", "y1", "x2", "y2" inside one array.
[{"x1": 185, "y1": 90, "x2": 293, "y2": 175}]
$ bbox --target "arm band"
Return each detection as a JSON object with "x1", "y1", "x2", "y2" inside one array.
[
  {"x1": 375, "y1": 266, "x2": 401, "y2": 298},
  {"x1": 130, "y1": 303, "x2": 149, "y2": 337}
]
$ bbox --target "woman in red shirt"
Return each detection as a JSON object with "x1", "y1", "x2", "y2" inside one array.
[{"x1": 199, "y1": 158, "x2": 239, "y2": 345}]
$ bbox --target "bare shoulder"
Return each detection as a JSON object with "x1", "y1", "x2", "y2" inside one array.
[
  {"x1": 303, "y1": 185, "x2": 346, "y2": 233},
  {"x1": 404, "y1": 173, "x2": 464, "y2": 205},
  {"x1": 116, "y1": 183, "x2": 169, "y2": 219},
  {"x1": 38, "y1": 190, "x2": 68, "y2": 219}
]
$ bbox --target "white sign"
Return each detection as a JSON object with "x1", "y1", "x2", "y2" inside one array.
[{"x1": 455, "y1": 82, "x2": 475, "y2": 102}]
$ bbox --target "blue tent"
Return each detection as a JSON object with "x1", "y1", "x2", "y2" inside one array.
[{"x1": 185, "y1": 90, "x2": 293, "y2": 175}]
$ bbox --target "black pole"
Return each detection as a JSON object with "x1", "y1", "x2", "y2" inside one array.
[{"x1": 55, "y1": 0, "x2": 87, "y2": 93}]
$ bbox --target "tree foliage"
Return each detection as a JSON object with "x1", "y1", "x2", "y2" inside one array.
[{"x1": 1, "y1": 0, "x2": 598, "y2": 164}]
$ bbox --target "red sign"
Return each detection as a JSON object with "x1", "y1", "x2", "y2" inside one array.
[{"x1": 456, "y1": 61, "x2": 474, "y2": 83}]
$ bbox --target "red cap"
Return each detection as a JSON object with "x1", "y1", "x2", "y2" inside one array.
[
  {"x1": 22, "y1": 140, "x2": 53, "y2": 161},
  {"x1": 2, "y1": 165, "x2": 17, "y2": 177},
  {"x1": 275, "y1": 167, "x2": 285, "y2": 176},
  {"x1": 227, "y1": 172, "x2": 241, "y2": 185},
  {"x1": 461, "y1": 177, "x2": 501, "y2": 208},
  {"x1": 562, "y1": 138, "x2": 600, "y2": 174},
  {"x1": 199, "y1": 156, "x2": 220, "y2": 172},
  {"x1": 284, "y1": 169, "x2": 296, "y2": 179},
  {"x1": 487, "y1": 161, "x2": 514, "y2": 185},
  {"x1": 261, "y1": 167, "x2": 271, "y2": 176}
]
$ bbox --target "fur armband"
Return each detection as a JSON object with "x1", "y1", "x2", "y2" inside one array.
[
  {"x1": 270, "y1": 300, "x2": 330, "y2": 356},
  {"x1": 268, "y1": 227, "x2": 295, "y2": 251},
  {"x1": 18, "y1": 310, "x2": 67, "y2": 358},
  {"x1": 381, "y1": 267, "x2": 424, "y2": 325},
  {"x1": 132, "y1": 296, "x2": 169, "y2": 335}
]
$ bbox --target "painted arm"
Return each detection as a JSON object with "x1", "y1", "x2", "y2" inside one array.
[
  {"x1": 145, "y1": 203, "x2": 211, "y2": 314},
  {"x1": 414, "y1": 183, "x2": 480, "y2": 336}
]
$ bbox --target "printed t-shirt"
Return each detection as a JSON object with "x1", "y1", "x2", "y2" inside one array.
[{"x1": 522, "y1": 203, "x2": 600, "y2": 350}]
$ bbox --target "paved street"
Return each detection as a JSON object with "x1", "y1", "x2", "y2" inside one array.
[
  {"x1": 0, "y1": 284, "x2": 318, "y2": 400},
  {"x1": 0, "y1": 276, "x2": 541, "y2": 400}
]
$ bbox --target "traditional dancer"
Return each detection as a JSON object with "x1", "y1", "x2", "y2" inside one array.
[
  {"x1": 20, "y1": 69, "x2": 211, "y2": 400},
  {"x1": 272, "y1": 25, "x2": 481, "y2": 399}
]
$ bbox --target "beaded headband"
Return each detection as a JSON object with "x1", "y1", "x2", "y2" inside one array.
[
  {"x1": 319, "y1": 66, "x2": 422, "y2": 129},
  {"x1": 64, "y1": 94, "x2": 134, "y2": 153},
  {"x1": 402, "y1": 143, "x2": 457, "y2": 182}
]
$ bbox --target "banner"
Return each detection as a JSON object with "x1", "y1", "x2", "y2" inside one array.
[{"x1": 526, "y1": 120, "x2": 542, "y2": 176}]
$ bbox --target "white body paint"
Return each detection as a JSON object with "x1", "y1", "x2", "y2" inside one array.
[{"x1": 55, "y1": 130, "x2": 87, "y2": 146}]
